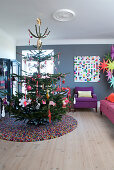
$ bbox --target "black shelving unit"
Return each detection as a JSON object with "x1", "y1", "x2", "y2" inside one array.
[
  {"x1": 0, "y1": 58, "x2": 21, "y2": 117},
  {"x1": 0, "y1": 58, "x2": 11, "y2": 99}
]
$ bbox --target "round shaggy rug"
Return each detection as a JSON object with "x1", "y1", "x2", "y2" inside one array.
[{"x1": 0, "y1": 115, "x2": 77, "y2": 142}]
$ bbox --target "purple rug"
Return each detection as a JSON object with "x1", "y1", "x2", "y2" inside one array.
[{"x1": 0, "y1": 115, "x2": 77, "y2": 142}]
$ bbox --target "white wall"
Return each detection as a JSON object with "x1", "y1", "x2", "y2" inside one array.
[{"x1": 0, "y1": 28, "x2": 16, "y2": 59}]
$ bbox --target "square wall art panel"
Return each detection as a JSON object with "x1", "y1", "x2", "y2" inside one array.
[{"x1": 74, "y1": 56, "x2": 100, "y2": 82}]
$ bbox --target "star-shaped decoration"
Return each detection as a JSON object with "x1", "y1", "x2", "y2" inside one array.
[
  {"x1": 19, "y1": 97, "x2": 31, "y2": 107},
  {"x1": 19, "y1": 97, "x2": 26, "y2": 107},
  {"x1": 106, "y1": 70, "x2": 112, "y2": 80},
  {"x1": 99, "y1": 59, "x2": 108, "y2": 73},
  {"x1": 107, "y1": 60, "x2": 114, "y2": 72},
  {"x1": 109, "y1": 76, "x2": 114, "y2": 88}
]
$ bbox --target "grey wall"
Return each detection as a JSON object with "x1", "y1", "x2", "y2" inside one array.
[{"x1": 16, "y1": 44, "x2": 114, "y2": 100}]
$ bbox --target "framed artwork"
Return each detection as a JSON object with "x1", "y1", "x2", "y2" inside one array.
[{"x1": 74, "y1": 56, "x2": 100, "y2": 82}]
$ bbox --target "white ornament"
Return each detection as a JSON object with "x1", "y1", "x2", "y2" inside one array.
[
  {"x1": 28, "y1": 98, "x2": 32, "y2": 104},
  {"x1": 19, "y1": 97, "x2": 26, "y2": 107},
  {"x1": 19, "y1": 97, "x2": 32, "y2": 107},
  {"x1": 58, "y1": 61, "x2": 60, "y2": 65},
  {"x1": 74, "y1": 97, "x2": 76, "y2": 104},
  {"x1": 2, "y1": 106, "x2": 5, "y2": 117},
  {"x1": 36, "y1": 103, "x2": 40, "y2": 110}
]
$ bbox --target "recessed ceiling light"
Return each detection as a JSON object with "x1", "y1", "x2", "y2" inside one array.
[{"x1": 53, "y1": 9, "x2": 75, "y2": 22}]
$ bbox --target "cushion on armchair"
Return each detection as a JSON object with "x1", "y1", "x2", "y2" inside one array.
[{"x1": 78, "y1": 91, "x2": 92, "y2": 98}]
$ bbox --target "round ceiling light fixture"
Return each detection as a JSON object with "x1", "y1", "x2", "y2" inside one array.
[{"x1": 53, "y1": 9, "x2": 75, "y2": 22}]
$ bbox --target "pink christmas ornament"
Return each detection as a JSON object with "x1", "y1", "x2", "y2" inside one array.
[
  {"x1": 49, "y1": 101, "x2": 56, "y2": 106},
  {"x1": 42, "y1": 100, "x2": 46, "y2": 104},
  {"x1": 37, "y1": 74, "x2": 41, "y2": 78},
  {"x1": 56, "y1": 85, "x2": 61, "y2": 92},
  {"x1": 27, "y1": 85, "x2": 32, "y2": 91},
  {"x1": 52, "y1": 91, "x2": 54, "y2": 94}
]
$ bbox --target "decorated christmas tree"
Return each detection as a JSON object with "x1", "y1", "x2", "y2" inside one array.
[{"x1": 5, "y1": 19, "x2": 71, "y2": 125}]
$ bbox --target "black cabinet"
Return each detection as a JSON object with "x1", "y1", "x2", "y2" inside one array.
[
  {"x1": 0, "y1": 58, "x2": 21, "y2": 98},
  {"x1": 0, "y1": 58, "x2": 11, "y2": 98}
]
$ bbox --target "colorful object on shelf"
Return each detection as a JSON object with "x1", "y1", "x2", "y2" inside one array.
[
  {"x1": 109, "y1": 76, "x2": 114, "y2": 88},
  {"x1": 0, "y1": 115, "x2": 77, "y2": 142},
  {"x1": 74, "y1": 56, "x2": 100, "y2": 82},
  {"x1": 99, "y1": 59, "x2": 108, "y2": 73}
]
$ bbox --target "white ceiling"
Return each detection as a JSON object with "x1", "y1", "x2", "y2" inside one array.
[{"x1": 0, "y1": 0, "x2": 114, "y2": 46}]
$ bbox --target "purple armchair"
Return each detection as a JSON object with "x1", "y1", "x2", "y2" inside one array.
[{"x1": 74, "y1": 87, "x2": 97, "y2": 112}]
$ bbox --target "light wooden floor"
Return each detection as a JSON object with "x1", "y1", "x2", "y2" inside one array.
[{"x1": 0, "y1": 109, "x2": 114, "y2": 170}]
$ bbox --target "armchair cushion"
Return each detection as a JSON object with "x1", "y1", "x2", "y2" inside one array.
[{"x1": 78, "y1": 91, "x2": 92, "y2": 98}]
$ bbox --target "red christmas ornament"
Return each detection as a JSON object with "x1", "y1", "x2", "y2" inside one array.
[
  {"x1": 48, "y1": 109, "x2": 51, "y2": 123},
  {"x1": 56, "y1": 85, "x2": 61, "y2": 92},
  {"x1": 62, "y1": 79, "x2": 65, "y2": 84},
  {"x1": 27, "y1": 85, "x2": 32, "y2": 91},
  {"x1": 37, "y1": 74, "x2": 41, "y2": 78}
]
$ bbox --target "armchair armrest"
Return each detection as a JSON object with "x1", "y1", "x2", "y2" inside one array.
[
  {"x1": 74, "y1": 94, "x2": 78, "y2": 98},
  {"x1": 92, "y1": 94, "x2": 97, "y2": 99}
]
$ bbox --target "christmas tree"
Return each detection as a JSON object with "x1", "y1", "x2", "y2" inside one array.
[{"x1": 5, "y1": 19, "x2": 71, "y2": 125}]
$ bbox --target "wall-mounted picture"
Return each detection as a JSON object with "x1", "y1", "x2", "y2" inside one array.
[{"x1": 74, "y1": 56, "x2": 100, "y2": 82}]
